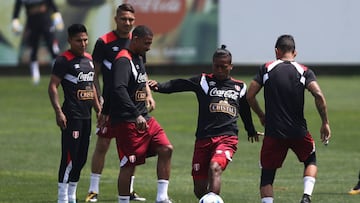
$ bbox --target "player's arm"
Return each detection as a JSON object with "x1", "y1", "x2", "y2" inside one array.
[
  {"x1": 93, "y1": 61, "x2": 107, "y2": 128},
  {"x1": 148, "y1": 77, "x2": 198, "y2": 93},
  {"x1": 48, "y1": 74, "x2": 66, "y2": 130},
  {"x1": 113, "y1": 59, "x2": 148, "y2": 130},
  {"x1": 307, "y1": 81, "x2": 331, "y2": 143},
  {"x1": 239, "y1": 92, "x2": 260, "y2": 142},
  {"x1": 112, "y1": 58, "x2": 140, "y2": 117},
  {"x1": 92, "y1": 38, "x2": 106, "y2": 106},
  {"x1": 93, "y1": 61, "x2": 103, "y2": 105},
  {"x1": 145, "y1": 80, "x2": 155, "y2": 112},
  {"x1": 92, "y1": 84, "x2": 102, "y2": 118},
  {"x1": 246, "y1": 80, "x2": 265, "y2": 126}
]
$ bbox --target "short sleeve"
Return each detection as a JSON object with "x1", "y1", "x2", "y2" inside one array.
[{"x1": 52, "y1": 56, "x2": 68, "y2": 79}]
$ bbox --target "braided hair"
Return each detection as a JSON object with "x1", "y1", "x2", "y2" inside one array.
[{"x1": 213, "y1": 44, "x2": 232, "y2": 63}]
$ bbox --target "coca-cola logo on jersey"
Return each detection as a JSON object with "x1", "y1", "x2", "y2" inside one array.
[
  {"x1": 209, "y1": 88, "x2": 239, "y2": 100},
  {"x1": 78, "y1": 72, "x2": 94, "y2": 82}
]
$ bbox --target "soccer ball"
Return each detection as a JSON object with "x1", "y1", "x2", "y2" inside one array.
[{"x1": 199, "y1": 192, "x2": 224, "y2": 203}]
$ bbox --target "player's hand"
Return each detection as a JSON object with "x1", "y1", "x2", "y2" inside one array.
[
  {"x1": 56, "y1": 111, "x2": 67, "y2": 130},
  {"x1": 95, "y1": 109, "x2": 102, "y2": 119},
  {"x1": 320, "y1": 122, "x2": 331, "y2": 145},
  {"x1": 135, "y1": 115, "x2": 148, "y2": 131},
  {"x1": 147, "y1": 80, "x2": 159, "y2": 91},
  {"x1": 52, "y1": 12, "x2": 64, "y2": 31},
  {"x1": 146, "y1": 96, "x2": 155, "y2": 112},
  {"x1": 11, "y1": 18, "x2": 23, "y2": 35},
  {"x1": 248, "y1": 131, "x2": 264, "y2": 143},
  {"x1": 97, "y1": 113, "x2": 108, "y2": 129},
  {"x1": 98, "y1": 96, "x2": 104, "y2": 106}
]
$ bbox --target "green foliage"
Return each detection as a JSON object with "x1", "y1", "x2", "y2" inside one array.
[{"x1": 0, "y1": 75, "x2": 359, "y2": 203}]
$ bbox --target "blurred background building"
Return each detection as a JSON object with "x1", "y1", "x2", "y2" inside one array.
[{"x1": 1, "y1": 0, "x2": 360, "y2": 74}]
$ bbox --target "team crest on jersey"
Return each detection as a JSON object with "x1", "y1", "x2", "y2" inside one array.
[
  {"x1": 72, "y1": 131, "x2": 79, "y2": 139},
  {"x1": 193, "y1": 163, "x2": 200, "y2": 171},
  {"x1": 209, "y1": 99, "x2": 237, "y2": 117},
  {"x1": 129, "y1": 155, "x2": 136, "y2": 163}
]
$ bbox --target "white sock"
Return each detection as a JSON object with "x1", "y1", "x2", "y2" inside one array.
[
  {"x1": 303, "y1": 176, "x2": 316, "y2": 196},
  {"x1": 156, "y1": 179, "x2": 169, "y2": 202},
  {"x1": 130, "y1": 175, "x2": 135, "y2": 193},
  {"x1": 118, "y1": 195, "x2": 130, "y2": 203},
  {"x1": 58, "y1": 182, "x2": 68, "y2": 203},
  {"x1": 261, "y1": 197, "x2": 273, "y2": 203},
  {"x1": 30, "y1": 61, "x2": 40, "y2": 84},
  {"x1": 89, "y1": 173, "x2": 101, "y2": 193},
  {"x1": 68, "y1": 181, "x2": 78, "y2": 202}
]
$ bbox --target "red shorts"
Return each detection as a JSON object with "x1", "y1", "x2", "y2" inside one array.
[
  {"x1": 112, "y1": 117, "x2": 171, "y2": 167},
  {"x1": 96, "y1": 120, "x2": 127, "y2": 160},
  {"x1": 96, "y1": 120, "x2": 116, "y2": 139},
  {"x1": 192, "y1": 135, "x2": 238, "y2": 180},
  {"x1": 260, "y1": 132, "x2": 315, "y2": 169}
]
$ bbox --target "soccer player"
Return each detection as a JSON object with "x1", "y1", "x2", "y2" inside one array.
[
  {"x1": 348, "y1": 171, "x2": 360, "y2": 195},
  {"x1": 86, "y1": 3, "x2": 149, "y2": 202},
  {"x1": 246, "y1": 34, "x2": 331, "y2": 203},
  {"x1": 48, "y1": 24, "x2": 101, "y2": 203},
  {"x1": 148, "y1": 45, "x2": 261, "y2": 199},
  {"x1": 102, "y1": 25, "x2": 173, "y2": 203},
  {"x1": 12, "y1": 0, "x2": 64, "y2": 84}
]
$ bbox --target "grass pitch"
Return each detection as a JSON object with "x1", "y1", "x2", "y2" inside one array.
[{"x1": 0, "y1": 74, "x2": 359, "y2": 203}]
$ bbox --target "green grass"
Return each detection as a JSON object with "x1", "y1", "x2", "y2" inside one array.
[{"x1": 0, "y1": 75, "x2": 359, "y2": 203}]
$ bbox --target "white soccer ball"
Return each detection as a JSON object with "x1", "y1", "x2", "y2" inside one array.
[{"x1": 199, "y1": 192, "x2": 224, "y2": 203}]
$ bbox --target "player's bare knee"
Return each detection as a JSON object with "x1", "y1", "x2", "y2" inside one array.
[
  {"x1": 209, "y1": 162, "x2": 222, "y2": 176},
  {"x1": 158, "y1": 144, "x2": 173, "y2": 156},
  {"x1": 95, "y1": 137, "x2": 111, "y2": 153}
]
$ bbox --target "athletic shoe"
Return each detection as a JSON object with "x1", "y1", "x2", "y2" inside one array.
[
  {"x1": 155, "y1": 198, "x2": 172, "y2": 203},
  {"x1": 348, "y1": 185, "x2": 360, "y2": 195},
  {"x1": 85, "y1": 191, "x2": 98, "y2": 202},
  {"x1": 130, "y1": 191, "x2": 146, "y2": 201},
  {"x1": 300, "y1": 194, "x2": 311, "y2": 203}
]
